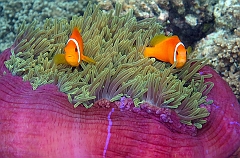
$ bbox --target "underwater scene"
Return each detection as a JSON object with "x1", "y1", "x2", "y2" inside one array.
[{"x1": 0, "y1": 0, "x2": 239, "y2": 157}]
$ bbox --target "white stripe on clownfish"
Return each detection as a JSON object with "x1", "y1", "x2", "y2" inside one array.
[
  {"x1": 67, "y1": 38, "x2": 81, "y2": 63},
  {"x1": 173, "y1": 42, "x2": 184, "y2": 62}
]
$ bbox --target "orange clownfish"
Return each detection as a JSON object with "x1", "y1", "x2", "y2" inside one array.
[
  {"x1": 53, "y1": 27, "x2": 96, "y2": 67},
  {"x1": 143, "y1": 35, "x2": 191, "y2": 68}
]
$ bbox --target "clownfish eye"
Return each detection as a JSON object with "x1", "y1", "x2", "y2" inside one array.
[
  {"x1": 176, "y1": 51, "x2": 179, "y2": 55},
  {"x1": 75, "y1": 47, "x2": 78, "y2": 52}
]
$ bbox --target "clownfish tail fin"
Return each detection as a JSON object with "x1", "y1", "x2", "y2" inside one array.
[
  {"x1": 143, "y1": 47, "x2": 156, "y2": 58},
  {"x1": 53, "y1": 54, "x2": 67, "y2": 65},
  {"x1": 82, "y1": 55, "x2": 96, "y2": 64}
]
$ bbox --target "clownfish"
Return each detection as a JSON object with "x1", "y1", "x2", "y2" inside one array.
[
  {"x1": 143, "y1": 35, "x2": 191, "y2": 68},
  {"x1": 53, "y1": 27, "x2": 96, "y2": 67}
]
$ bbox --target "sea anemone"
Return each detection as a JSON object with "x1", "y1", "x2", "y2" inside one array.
[
  {"x1": 4, "y1": 4, "x2": 212, "y2": 129},
  {"x1": 0, "y1": 3, "x2": 239, "y2": 158}
]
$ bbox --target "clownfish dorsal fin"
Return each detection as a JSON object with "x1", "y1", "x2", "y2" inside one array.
[
  {"x1": 149, "y1": 35, "x2": 169, "y2": 47},
  {"x1": 71, "y1": 27, "x2": 81, "y2": 39}
]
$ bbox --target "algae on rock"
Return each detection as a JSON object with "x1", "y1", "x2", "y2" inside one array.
[{"x1": 4, "y1": 3, "x2": 213, "y2": 128}]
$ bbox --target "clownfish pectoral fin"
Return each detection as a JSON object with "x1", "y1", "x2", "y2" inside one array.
[
  {"x1": 82, "y1": 55, "x2": 96, "y2": 64},
  {"x1": 186, "y1": 46, "x2": 192, "y2": 55},
  {"x1": 149, "y1": 35, "x2": 169, "y2": 47},
  {"x1": 53, "y1": 54, "x2": 68, "y2": 65}
]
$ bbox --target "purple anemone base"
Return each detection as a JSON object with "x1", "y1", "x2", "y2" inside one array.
[{"x1": 0, "y1": 48, "x2": 239, "y2": 158}]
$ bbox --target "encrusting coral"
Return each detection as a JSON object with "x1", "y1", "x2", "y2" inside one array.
[
  {"x1": 193, "y1": 29, "x2": 240, "y2": 102},
  {"x1": 4, "y1": 3, "x2": 213, "y2": 129},
  {"x1": 192, "y1": 0, "x2": 240, "y2": 102}
]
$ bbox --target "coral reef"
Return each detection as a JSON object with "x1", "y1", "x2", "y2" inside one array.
[
  {"x1": 214, "y1": 0, "x2": 240, "y2": 30},
  {"x1": 4, "y1": 4, "x2": 213, "y2": 129},
  {"x1": 0, "y1": 0, "x2": 97, "y2": 52},
  {"x1": 193, "y1": 0, "x2": 240, "y2": 102},
  {"x1": 193, "y1": 29, "x2": 240, "y2": 102},
  {"x1": 0, "y1": 0, "x2": 216, "y2": 52},
  {"x1": 97, "y1": 0, "x2": 216, "y2": 46},
  {"x1": 0, "y1": 48, "x2": 239, "y2": 157}
]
